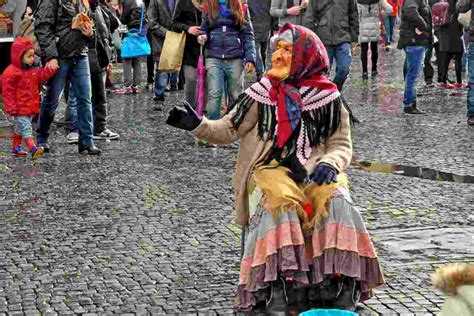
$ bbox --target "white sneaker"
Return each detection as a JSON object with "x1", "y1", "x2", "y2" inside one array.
[
  {"x1": 93, "y1": 128, "x2": 120, "y2": 140},
  {"x1": 66, "y1": 132, "x2": 79, "y2": 144}
]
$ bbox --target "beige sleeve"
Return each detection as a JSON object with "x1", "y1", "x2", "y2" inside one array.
[
  {"x1": 318, "y1": 105, "x2": 353, "y2": 172},
  {"x1": 194, "y1": 101, "x2": 259, "y2": 145}
]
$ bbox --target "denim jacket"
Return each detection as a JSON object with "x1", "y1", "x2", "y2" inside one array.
[{"x1": 199, "y1": 7, "x2": 256, "y2": 64}]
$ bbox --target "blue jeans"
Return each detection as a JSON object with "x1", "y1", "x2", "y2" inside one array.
[
  {"x1": 384, "y1": 15, "x2": 396, "y2": 45},
  {"x1": 206, "y1": 58, "x2": 243, "y2": 120},
  {"x1": 67, "y1": 83, "x2": 78, "y2": 133},
  {"x1": 154, "y1": 71, "x2": 178, "y2": 97},
  {"x1": 467, "y1": 44, "x2": 474, "y2": 116},
  {"x1": 326, "y1": 43, "x2": 352, "y2": 91},
  {"x1": 14, "y1": 116, "x2": 33, "y2": 138},
  {"x1": 255, "y1": 41, "x2": 267, "y2": 79},
  {"x1": 37, "y1": 56, "x2": 94, "y2": 146},
  {"x1": 403, "y1": 46, "x2": 426, "y2": 106}
]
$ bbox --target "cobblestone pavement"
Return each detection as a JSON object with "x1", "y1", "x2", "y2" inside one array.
[{"x1": 0, "y1": 42, "x2": 473, "y2": 315}]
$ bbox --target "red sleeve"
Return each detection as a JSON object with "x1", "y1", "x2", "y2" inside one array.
[
  {"x1": 35, "y1": 65, "x2": 57, "y2": 83},
  {"x1": 1, "y1": 72, "x2": 19, "y2": 115}
]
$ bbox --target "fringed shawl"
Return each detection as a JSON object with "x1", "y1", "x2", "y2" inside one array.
[{"x1": 228, "y1": 77, "x2": 343, "y2": 178}]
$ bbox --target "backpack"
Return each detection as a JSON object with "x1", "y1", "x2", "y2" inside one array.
[{"x1": 432, "y1": 1, "x2": 450, "y2": 27}]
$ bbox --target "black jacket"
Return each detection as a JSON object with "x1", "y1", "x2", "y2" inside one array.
[
  {"x1": 88, "y1": 3, "x2": 119, "y2": 72},
  {"x1": 147, "y1": 0, "x2": 174, "y2": 60},
  {"x1": 170, "y1": 0, "x2": 202, "y2": 68},
  {"x1": 397, "y1": 0, "x2": 433, "y2": 49},
  {"x1": 248, "y1": 0, "x2": 278, "y2": 42},
  {"x1": 303, "y1": 0, "x2": 359, "y2": 47},
  {"x1": 34, "y1": 0, "x2": 91, "y2": 61},
  {"x1": 120, "y1": 0, "x2": 146, "y2": 29}
]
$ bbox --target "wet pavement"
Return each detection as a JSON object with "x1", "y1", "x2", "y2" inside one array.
[{"x1": 0, "y1": 41, "x2": 473, "y2": 315}]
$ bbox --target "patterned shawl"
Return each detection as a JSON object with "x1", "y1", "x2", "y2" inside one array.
[{"x1": 229, "y1": 23, "x2": 344, "y2": 176}]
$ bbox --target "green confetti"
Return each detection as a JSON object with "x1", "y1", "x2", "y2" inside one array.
[{"x1": 12, "y1": 177, "x2": 20, "y2": 190}]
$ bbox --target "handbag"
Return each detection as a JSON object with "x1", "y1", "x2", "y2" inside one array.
[
  {"x1": 458, "y1": 10, "x2": 471, "y2": 28},
  {"x1": 157, "y1": 31, "x2": 186, "y2": 72},
  {"x1": 121, "y1": 5, "x2": 151, "y2": 59}
]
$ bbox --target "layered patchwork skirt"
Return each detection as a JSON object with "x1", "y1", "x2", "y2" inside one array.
[{"x1": 234, "y1": 164, "x2": 385, "y2": 310}]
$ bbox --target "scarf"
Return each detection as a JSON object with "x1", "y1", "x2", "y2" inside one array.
[{"x1": 229, "y1": 23, "x2": 344, "y2": 174}]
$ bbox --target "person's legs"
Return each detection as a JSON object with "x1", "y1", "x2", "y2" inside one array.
[
  {"x1": 383, "y1": 15, "x2": 392, "y2": 45},
  {"x1": 360, "y1": 42, "x2": 369, "y2": 75},
  {"x1": 65, "y1": 83, "x2": 79, "y2": 144},
  {"x1": 403, "y1": 46, "x2": 426, "y2": 108},
  {"x1": 132, "y1": 57, "x2": 142, "y2": 88},
  {"x1": 224, "y1": 59, "x2": 244, "y2": 110},
  {"x1": 69, "y1": 55, "x2": 95, "y2": 149},
  {"x1": 183, "y1": 65, "x2": 197, "y2": 106},
  {"x1": 206, "y1": 58, "x2": 226, "y2": 120},
  {"x1": 468, "y1": 44, "x2": 474, "y2": 121},
  {"x1": 424, "y1": 44, "x2": 434, "y2": 84},
  {"x1": 14, "y1": 116, "x2": 43, "y2": 158},
  {"x1": 153, "y1": 66, "x2": 169, "y2": 98},
  {"x1": 37, "y1": 59, "x2": 70, "y2": 146},
  {"x1": 333, "y1": 43, "x2": 352, "y2": 91},
  {"x1": 146, "y1": 32, "x2": 154, "y2": 85},
  {"x1": 122, "y1": 58, "x2": 133, "y2": 87},
  {"x1": 255, "y1": 41, "x2": 264, "y2": 80},
  {"x1": 453, "y1": 53, "x2": 463, "y2": 84},
  {"x1": 438, "y1": 52, "x2": 450, "y2": 84},
  {"x1": 91, "y1": 70, "x2": 108, "y2": 134},
  {"x1": 169, "y1": 71, "x2": 178, "y2": 86},
  {"x1": 370, "y1": 41, "x2": 379, "y2": 74}
]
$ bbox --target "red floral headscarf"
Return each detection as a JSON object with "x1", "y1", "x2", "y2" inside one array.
[{"x1": 267, "y1": 23, "x2": 338, "y2": 148}]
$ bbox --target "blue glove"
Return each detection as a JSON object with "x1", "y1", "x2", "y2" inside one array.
[
  {"x1": 311, "y1": 163, "x2": 338, "y2": 185},
  {"x1": 166, "y1": 100, "x2": 202, "y2": 131}
]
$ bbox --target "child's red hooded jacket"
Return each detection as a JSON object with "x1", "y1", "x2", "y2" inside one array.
[{"x1": 1, "y1": 37, "x2": 56, "y2": 116}]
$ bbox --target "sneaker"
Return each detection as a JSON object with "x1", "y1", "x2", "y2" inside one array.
[
  {"x1": 454, "y1": 83, "x2": 468, "y2": 89},
  {"x1": 31, "y1": 146, "x2": 44, "y2": 160},
  {"x1": 362, "y1": 72, "x2": 369, "y2": 80},
  {"x1": 145, "y1": 83, "x2": 154, "y2": 91},
  {"x1": 131, "y1": 86, "x2": 141, "y2": 94},
  {"x1": 11, "y1": 146, "x2": 27, "y2": 157},
  {"x1": 112, "y1": 86, "x2": 133, "y2": 94},
  {"x1": 169, "y1": 83, "x2": 178, "y2": 92},
  {"x1": 468, "y1": 116, "x2": 474, "y2": 126},
  {"x1": 66, "y1": 132, "x2": 79, "y2": 144},
  {"x1": 438, "y1": 82, "x2": 455, "y2": 89},
  {"x1": 37, "y1": 142, "x2": 50, "y2": 153},
  {"x1": 385, "y1": 44, "x2": 392, "y2": 51},
  {"x1": 93, "y1": 128, "x2": 120, "y2": 140},
  {"x1": 153, "y1": 94, "x2": 165, "y2": 111},
  {"x1": 403, "y1": 104, "x2": 426, "y2": 115},
  {"x1": 371, "y1": 70, "x2": 378, "y2": 78},
  {"x1": 425, "y1": 80, "x2": 435, "y2": 88}
]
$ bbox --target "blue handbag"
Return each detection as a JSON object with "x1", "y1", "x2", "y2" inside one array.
[{"x1": 121, "y1": 5, "x2": 151, "y2": 59}]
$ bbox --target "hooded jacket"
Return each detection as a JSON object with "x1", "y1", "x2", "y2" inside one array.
[
  {"x1": 357, "y1": 0, "x2": 393, "y2": 43},
  {"x1": 1, "y1": 38, "x2": 56, "y2": 116}
]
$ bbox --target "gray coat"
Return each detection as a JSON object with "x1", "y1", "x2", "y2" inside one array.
[
  {"x1": 358, "y1": 0, "x2": 392, "y2": 43},
  {"x1": 303, "y1": 0, "x2": 359, "y2": 47},
  {"x1": 147, "y1": 0, "x2": 174, "y2": 61},
  {"x1": 270, "y1": 0, "x2": 306, "y2": 27},
  {"x1": 456, "y1": 0, "x2": 474, "y2": 43}
]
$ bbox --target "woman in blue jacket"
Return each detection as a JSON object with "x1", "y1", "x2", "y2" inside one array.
[{"x1": 197, "y1": 0, "x2": 256, "y2": 120}]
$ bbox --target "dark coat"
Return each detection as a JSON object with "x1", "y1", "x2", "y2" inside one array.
[
  {"x1": 435, "y1": 0, "x2": 463, "y2": 53},
  {"x1": 199, "y1": 7, "x2": 256, "y2": 63},
  {"x1": 248, "y1": 0, "x2": 276, "y2": 43},
  {"x1": 456, "y1": 0, "x2": 474, "y2": 43},
  {"x1": 88, "y1": 3, "x2": 118, "y2": 72},
  {"x1": 303, "y1": 0, "x2": 359, "y2": 47},
  {"x1": 147, "y1": 0, "x2": 174, "y2": 61},
  {"x1": 397, "y1": 0, "x2": 433, "y2": 49},
  {"x1": 120, "y1": 0, "x2": 146, "y2": 29},
  {"x1": 34, "y1": 0, "x2": 91, "y2": 61},
  {"x1": 170, "y1": 0, "x2": 202, "y2": 68}
]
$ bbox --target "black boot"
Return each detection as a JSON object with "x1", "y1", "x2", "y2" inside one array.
[
  {"x1": 266, "y1": 278, "x2": 290, "y2": 316},
  {"x1": 403, "y1": 103, "x2": 426, "y2": 115},
  {"x1": 332, "y1": 277, "x2": 361, "y2": 311},
  {"x1": 78, "y1": 143, "x2": 102, "y2": 155}
]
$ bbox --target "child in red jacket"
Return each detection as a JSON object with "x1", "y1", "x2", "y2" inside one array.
[{"x1": 1, "y1": 37, "x2": 57, "y2": 158}]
